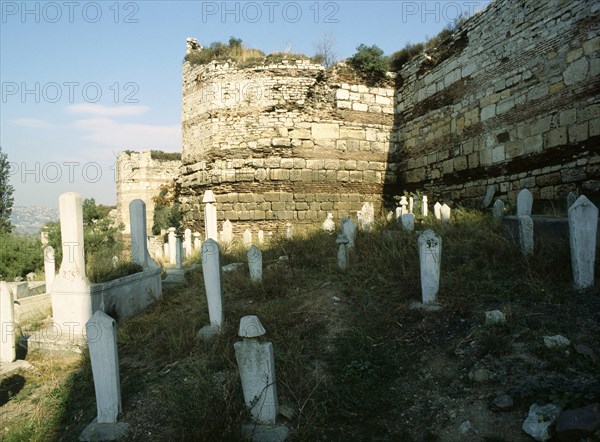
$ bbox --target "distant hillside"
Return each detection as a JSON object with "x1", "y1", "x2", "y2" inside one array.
[{"x1": 10, "y1": 206, "x2": 59, "y2": 235}]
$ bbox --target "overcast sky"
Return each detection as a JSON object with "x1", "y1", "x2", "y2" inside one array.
[{"x1": 1, "y1": 0, "x2": 491, "y2": 208}]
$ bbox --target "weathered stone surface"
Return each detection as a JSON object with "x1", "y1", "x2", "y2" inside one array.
[
  {"x1": 522, "y1": 403, "x2": 561, "y2": 441},
  {"x1": 568, "y1": 196, "x2": 598, "y2": 290},
  {"x1": 556, "y1": 403, "x2": 600, "y2": 441},
  {"x1": 517, "y1": 189, "x2": 533, "y2": 216},
  {"x1": 418, "y1": 230, "x2": 442, "y2": 304},
  {"x1": 518, "y1": 215, "x2": 534, "y2": 256}
]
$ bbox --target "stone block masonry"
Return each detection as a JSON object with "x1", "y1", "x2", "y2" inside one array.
[
  {"x1": 180, "y1": 57, "x2": 398, "y2": 232},
  {"x1": 395, "y1": 0, "x2": 600, "y2": 207}
]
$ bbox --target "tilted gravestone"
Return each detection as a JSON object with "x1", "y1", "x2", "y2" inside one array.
[
  {"x1": 198, "y1": 239, "x2": 223, "y2": 338},
  {"x1": 568, "y1": 196, "x2": 598, "y2": 290},
  {"x1": 234, "y1": 315, "x2": 279, "y2": 425},
  {"x1": 359, "y1": 202, "x2": 374, "y2": 231},
  {"x1": 441, "y1": 204, "x2": 451, "y2": 223},
  {"x1": 418, "y1": 230, "x2": 442, "y2": 304}
]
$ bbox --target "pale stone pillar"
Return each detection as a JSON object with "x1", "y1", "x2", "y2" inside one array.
[
  {"x1": 44, "y1": 246, "x2": 55, "y2": 291},
  {"x1": 359, "y1": 202, "x2": 374, "y2": 231},
  {"x1": 193, "y1": 232, "x2": 201, "y2": 251},
  {"x1": 401, "y1": 213, "x2": 415, "y2": 231},
  {"x1": 434, "y1": 202, "x2": 442, "y2": 220},
  {"x1": 395, "y1": 207, "x2": 402, "y2": 220},
  {"x1": 257, "y1": 229, "x2": 264, "y2": 245},
  {"x1": 175, "y1": 237, "x2": 183, "y2": 270},
  {"x1": 168, "y1": 227, "x2": 177, "y2": 265},
  {"x1": 247, "y1": 245, "x2": 262, "y2": 283},
  {"x1": 441, "y1": 204, "x2": 451, "y2": 223},
  {"x1": 568, "y1": 196, "x2": 598, "y2": 290},
  {"x1": 203, "y1": 190, "x2": 218, "y2": 241},
  {"x1": 422, "y1": 195, "x2": 428, "y2": 217},
  {"x1": 222, "y1": 220, "x2": 233, "y2": 244},
  {"x1": 286, "y1": 223, "x2": 293, "y2": 239},
  {"x1": 86, "y1": 310, "x2": 122, "y2": 424},
  {"x1": 418, "y1": 230, "x2": 442, "y2": 304},
  {"x1": 243, "y1": 229, "x2": 252, "y2": 248},
  {"x1": 51, "y1": 192, "x2": 92, "y2": 338},
  {"x1": 517, "y1": 189, "x2": 533, "y2": 216},
  {"x1": 234, "y1": 315, "x2": 279, "y2": 425},
  {"x1": 129, "y1": 199, "x2": 158, "y2": 269},
  {"x1": 0, "y1": 281, "x2": 16, "y2": 363},
  {"x1": 163, "y1": 242, "x2": 169, "y2": 259},
  {"x1": 409, "y1": 197, "x2": 414, "y2": 214},
  {"x1": 184, "y1": 228, "x2": 192, "y2": 258},
  {"x1": 336, "y1": 234, "x2": 349, "y2": 271}
]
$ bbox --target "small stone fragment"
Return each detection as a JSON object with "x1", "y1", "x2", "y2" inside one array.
[
  {"x1": 459, "y1": 420, "x2": 472, "y2": 434},
  {"x1": 522, "y1": 403, "x2": 561, "y2": 442},
  {"x1": 468, "y1": 368, "x2": 491, "y2": 383},
  {"x1": 491, "y1": 394, "x2": 514, "y2": 411},
  {"x1": 544, "y1": 335, "x2": 571, "y2": 349},
  {"x1": 485, "y1": 310, "x2": 506, "y2": 325}
]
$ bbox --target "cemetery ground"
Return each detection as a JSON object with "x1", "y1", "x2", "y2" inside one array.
[{"x1": 2, "y1": 209, "x2": 600, "y2": 441}]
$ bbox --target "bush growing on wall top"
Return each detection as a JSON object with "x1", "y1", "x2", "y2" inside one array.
[{"x1": 347, "y1": 44, "x2": 390, "y2": 87}]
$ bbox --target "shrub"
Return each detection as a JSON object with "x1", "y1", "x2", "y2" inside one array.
[
  {"x1": 88, "y1": 261, "x2": 143, "y2": 284},
  {"x1": 389, "y1": 42, "x2": 424, "y2": 71},
  {"x1": 347, "y1": 44, "x2": 390, "y2": 86},
  {"x1": 184, "y1": 37, "x2": 266, "y2": 66},
  {"x1": 150, "y1": 150, "x2": 181, "y2": 161}
]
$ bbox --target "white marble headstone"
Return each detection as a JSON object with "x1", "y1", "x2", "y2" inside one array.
[
  {"x1": 243, "y1": 229, "x2": 252, "y2": 248},
  {"x1": 203, "y1": 190, "x2": 218, "y2": 241},
  {"x1": 86, "y1": 310, "x2": 122, "y2": 424},
  {"x1": 336, "y1": 234, "x2": 349, "y2": 271},
  {"x1": 401, "y1": 213, "x2": 415, "y2": 231},
  {"x1": 257, "y1": 229, "x2": 264, "y2": 245},
  {"x1": 168, "y1": 227, "x2": 177, "y2": 265},
  {"x1": 247, "y1": 245, "x2": 263, "y2": 283},
  {"x1": 399, "y1": 196, "x2": 408, "y2": 216},
  {"x1": 434, "y1": 202, "x2": 442, "y2": 220},
  {"x1": 492, "y1": 199, "x2": 505, "y2": 221},
  {"x1": 322, "y1": 213, "x2": 335, "y2": 233},
  {"x1": 517, "y1": 189, "x2": 533, "y2": 216},
  {"x1": 184, "y1": 228, "x2": 192, "y2": 258},
  {"x1": 568, "y1": 195, "x2": 598, "y2": 290},
  {"x1": 44, "y1": 246, "x2": 55, "y2": 291},
  {"x1": 440, "y1": 204, "x2": 451, "y2": 223},
  {"x1": 422, "y1": 195, "x2": 428, "y2": 217},
  {"x1": 222, "y1": 220, "x2": 233, "y2": 244},
  {"x1": 234, "y1": 316, "x2": 279, "y2": 425},
  {"x1": 359, "y1": 203, "x2": 375, "y2": 231},
  {"x1": 341, "y1": 217, "x2": 357, "y2": 249},
  {"x1": 409, "y1": 197, "x2": 414, "y2": 214},
  {"x1": 201, "y1": 239, "x2": 223, "y2": 328},
  {"x1": 518, "y1": 215, "x2": 534, "y2": 256},
  {"x1": 418, "y1": 229, "x2": 442, "y2": 304}
]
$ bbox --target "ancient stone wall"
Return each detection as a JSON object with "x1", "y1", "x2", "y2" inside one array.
[
  {"x1": 180, "y1": 59, "x2": 398, "y2": 233},
  {"x1": 116, "y1": 150, "x2": 181, "y2": 234},
  {"x1": 395, "y1": 0, "x2": 600, "y2": 207}
]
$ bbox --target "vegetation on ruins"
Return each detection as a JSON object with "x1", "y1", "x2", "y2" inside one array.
[
  {"x1": 0, "y1": 146, "x2": 15, "y2": 234},
  {"x1": 347, "y1": 44, "x2": 391, "y2": 86},
  {"x1": 3, "y1": 209, "x2": 599, "y2": 440},
  {"x1": 184, "y1": 36, "x2": 266, "y2": 66},
  {"x1": 152, "y1": 184, "x2": 182, "y2": 235},
  {"x1": 0, "y1": 234, "x2": 42, "y2": 280},
  {"x1": 149, "y1": 150, "x2": 181, "y2": 161}
]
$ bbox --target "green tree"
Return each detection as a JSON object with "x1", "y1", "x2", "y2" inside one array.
[
  {"x1": 348, "y1": 44, "x2": 390, "y2": 86},
  {"x1": 0, "y1": 146, "x2": 15, "y2": 233}
]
